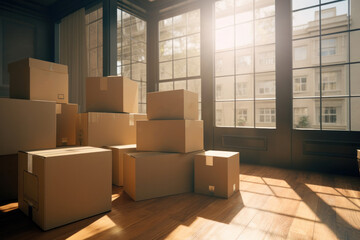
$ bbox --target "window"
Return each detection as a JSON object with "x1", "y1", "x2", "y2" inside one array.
[
  {"x1": 258, "y1": 108, "x2": 276, "y2": 123},
  {"x1": 294, "y1": 77, "x2": 307, "y2": 92},
  {"x1": 117, "y1": 9, "x2": 147, "y2": 113},
  {"x1": 322, "y1": 72, "x2": 337, "y2": 91},
  {"x1": 323, "y1": 107, "x2": 337, "y2": 123},
  {"x1": 294, "y1": 107, "x2": 309, "y2": 128},
  {"x1": 86, "y1": 6, "x2": 103, "y2": 77},
  {"x1": 215, "y1": 0, "x2": 276, "y2": 128},
  {"x1": 158, "y1": 9, "x2": 202, "y2": 119},
  {"x1": 321, "y1": 38, "x2": 336, "y2": 56},
  {"x1": 294, "y1": 46, "x2": 307, "y2": 61}
]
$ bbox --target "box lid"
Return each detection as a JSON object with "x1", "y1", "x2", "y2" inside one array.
[
  {"x1": 8, "y1": 58, "x2": 68, "y2": 74},
  {"x1": 197, "y1": 150, "x2": 239, "y2": 158},
  {"x1": 21, "y1": 146, "x2": 110, "y2": 158},
  {"x1": 107, "y1": 144, "x2": 137, "y2": 150}
]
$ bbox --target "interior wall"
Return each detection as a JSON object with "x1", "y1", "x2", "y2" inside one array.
[{"x1": 0, "y1": 5, "x2": 54, "y2": 97}]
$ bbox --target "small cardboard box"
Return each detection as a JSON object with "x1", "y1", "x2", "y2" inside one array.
[
  {"x1": 105, "y1": 144, "x2": 137, "y2": 186},
  {"x1": 0, "y1": 98, "x2": 56, "y2": 155},
  {"x1": 124, "y1": 151, "x2": 203, "y2": 201},
  {"x1": 86, "y1": 76, "x2": 138, "y2": 113},
  {"x1": 357, "y1": 149, "x2": 360, "y2": 159},
  {"x1": 18, "y1": 147, "x2": 112, "y2": 231},
  {"x1": 136, "y1": 120, "x2": 204, "y2": 153},
  {"x1": 77, "y1": 112, "x2": 147, "y2": 147},
  {"x1": 0, "y1": 154, "x2": 18, "y2": 201},
  {"x1": 147, "y1": 89, "x2": 198, "y2": 120},
  {"x1": 56, "y1": 103, "x2": 78, "y2": 146},
  {"x1": 194, "y1": 151, "x2": 239, "y2": 198},
  {"x1": 8, "y1": 58, "x2": 68, "y2": 103}
]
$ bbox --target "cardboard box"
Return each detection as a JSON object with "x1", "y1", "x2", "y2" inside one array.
[
  {"x1": 194, "y1": 151, "x2": 239, "y2": 198},
  {"x1": 136, "y1": 120, "x2": 203, "y2": 153},
  {"x1": 18, "y1": 147, "x2": 112, "y2": 231},
  {"x1": 0, "y1": 98, "x2": 56, "y2": 155},
  {"x1": 358, "y1": 149, "x2": 360, "y2": 159},
  {"x1": 77, "y1": 112, "x2": 147, "y2": 147},
  {"x1": 0, "y1": 154, "x2": 18, "y2": 201},
  {"x1": 147, "y1": 89, "x2": 198, "y2": 120},
  {"x1": 86, "y1": 76, "x2": 138, "y2": 113},
  {"x1": 124, "y1": 151, "x2": 203, "y2": 201},
  {"x1": 56, "y1": 103, "x2": 78, "y2": 146},
  {"x1": 8, "y1": 58, "x2": 68, "y2": 103},
  {"x1": 105, "y1": 144, "x2": 137, "y2": 186}
]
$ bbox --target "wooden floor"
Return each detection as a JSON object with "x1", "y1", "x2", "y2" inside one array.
[{"x1": 1, "y1": 164, "x2": 360, "y2": 240}]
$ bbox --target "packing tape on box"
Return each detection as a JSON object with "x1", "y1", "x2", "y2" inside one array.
[
  {"x1": 100, "y1": 78, "x2": 108, "y2": 91},
  {"x1": 209, "y1": 185, "x2": 215, "y2": 192},
  {"x1": 56, "y1": 104, "x2": 62, "y2": 114},
  {"x1": 129, "y1": 114, "x2": 135, "y2": 126},
  {"x1": 205, "y1": 156, "x2": 213, "y2": 166},
  {"x1": 27, "y1": 154, "x2": 33, "y2": 174}
]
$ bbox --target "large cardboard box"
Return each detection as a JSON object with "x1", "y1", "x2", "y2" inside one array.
[
  {"x1": 8, "y1": 58, "x2": 68, "y2": 103},
  {"x1": 0, "y1": 154, "x2": 18, "y2": 201},
  {"x1": 77, "y1": 112, "x2": 147, "y2": 147},
  {"x1": 124, "y1": 151, "x2": 203, "y2": 201},
  {"x1": 194, "y1": 151, "x2": 239, "y2": 198},
  {"x1": 105, "y1": 144, "x2": 137, "y2": 186},
  {"x1": 136, "y1": 120, "x2": 203, "y2": 153},
  {"x1": 18, "y1": 147, "x2": 112, "y2": 231},
  {"x1": 147, "y1": 89, "x2": 198, "y2": 120},
  {"x1": 86, "y1": 76, "x2": 138, "y2": 113},
  {"x1": 0, "y1": 98, "x2": 56, "y2": 155},
  {"x1": 56, "y1": 103, "x2": 78, "y2": 146}
]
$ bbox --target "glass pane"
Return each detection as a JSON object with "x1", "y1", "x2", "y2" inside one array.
[
  {"x1": 236, "y1": 48, "x2": 253, "y2": 74},
  {"x1": 122, "y1": 65, "x2": 130, "y2": 78},
  {"x1": 321, "y1": 65, "x2": 349, "y2": 97},
  {"x1": 89, "y1": 48, "x2": 97, "y2": 74},
  {"x1": 89, "y1": 10, "x2": 97, "y2": 22},
  {"x1": 132, "y1": 42, "x2": 146, "y2": 63},
  {"x1": 122, "y1": 45, "x2": 131, "y2": 65},
  {"x1": 236, "y1": 101, "x2": 254, "y2": 127},
  {"x1": 350, "y1": 0, "x2": 360, "y2": 30},
  {"x1": 122, "y1": 11, "x2": 131, "y2": 26},
  {"x1": 131, "y1": 21, "x2": 146, "y2": 42},
  {"x1": 322, "y1": 98, "x2": 349, "y2": 130},
  {"x1": 255, "y1": 44, "x2": 275, "y2": 72},
  {"x1": 187, "y1": 57, "x2": 200, "y2": 77},
  {"x1": 292, "y1": 0, "x2": 319, "y2": 11},
  {"x1": 187, "y1": 34, "x2": 200, "y2": 57},
  {"x1": 131, "y1": 63, "x2": 144, "y2": 81},
  {"x1": 137, "y1": 81, "x2": 142, "y2": 103},
  {"x1": 255, "y1": 72, "x2": 275, "y2": 99},
  {"x1": 159, "y1": 82, "x2": 174, "y2": 91},
  {"x1": 173, "y1": 37, "x2": 186, "y2": 59},
  {"x1": 235, "y1": 0, "x2": 253, "y2": 23},
  {"x1": 174, "y1": 80, "x2": 186, "y2": 90},
  {"x1": 293, "y1": 98, "x2": 320, "y2": 129},
  {"x1": 97, "y1": 19, "x2": 103, "y2": 46},
  {"x1": 216, "y1": 51, "x2": 235, "y2": 76},
  {"x1": 293, "y1": 68, "x2": 320, "y2": 98},
  {"x1": 216, "y1": 26, "x2": 235, "y2": 51},
  {"x1": 122, "y1": 25, "x2": 131, "y2": 39},
  {"x1": 98, "y1": 46, "x2": 103, "y2": 77},
  {"x1": 350, "y1": 30, "x2": 360, "y2": 62},
  {"x1": 255, "y1": 100, "x2": 276, "y2": 128},
  {"x1": 255, "y1": 0, "x2": 275, "y2": 19},
  {"x1": 350, "y1": 63, "x2": 360, "y2": 96},
  {"x1": 159, "y1": 61, "x2": 172, "y2": 80},
  {"x1": 174, "y1": 59, "x2": 186, "y2": 78},
  {"x1": 216, "y1": 76, "x2": 235, "y2": 100},
  {"x1": 188, "y1": 79, "x2": 202, "y2": 101},
  {"x1": 292, "y1": 7, "x2": 320, "y2": 39},
  {"x1": 159, "y1": 40, "x2": 172, "y2": 62},
  {"x1": 236, "y1": 74, "x2": 254, "y2": 99},
  {"x1": 89, "y1": 22, "x2": 97, "y2": 49},
  {"x1": 139, "y1": 103, "x2": 146, "y2": 113},
  {"x1": 198, "y1": 103, "x2": 202, "y2": 120},
  {"x1": 351, "y1": 97, "x2": 360, "y2": 131},
  {"x1": 215, "y1": 0, "x2": 235, "y2": 29},
  {"x1": 159, "y1": 18, "x2": 172, "y2": 41},
  {"x1": 293, "y1": 37, "x2": 320, "y2": 68},
  {"x1": 321, "y1": 1, "x2": 348, "y2": 35},
  {"x1": 187, "y1": 10, "x2": 200, "y2": 34},
  {"x1": 173, "y1": 14, "x2": 187, "y2": 37},
  {"x1": 216, "y1": 102, "x2": 235, "y2": 127},
  {"x1": 255, "y1": 17, "x2": 275, "y2": 45},
  {"x1": 321, "y1": 33, "x2": 348, "y2": 65},
  {"x1": 236, "y1": 22, "x2": 253, "y2": 48},
  {"x1": 141, "y1": 82, "x2": 147, "y2": 103}
]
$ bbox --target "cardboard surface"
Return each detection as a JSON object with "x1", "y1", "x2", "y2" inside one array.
[
  {"x1": 194, "y1": 150, "x2": 240, "y2": 198},
  {"x1": 8, "y1": 58, "x2": 69, "y2": 103},
  {"x1": 0, "y1": 98, "x2": 56, "y2": 155},
  {"x1": 86, "y1": 76, "x2": 138, "y2": 113},
  {"x1": 147, "y1": 89, "x2": 198, "y2": 120},
  {"x1": 358, "y1": 149, "x2": 360, "y2": 159},
  {"x1": 0, "y1": 154, "x2": 18, "y2": 201},
  {"x1": 18, "y1": 147, "x2": 112, "y2": 231},
  {"x1": 106, "y1": 144, "x2": 137, "y2": 186},
  {"x1": 136, "y1": 120, "x2": 204, "y2": 153},
  {"x1": 77, "y1": 112, "x2": 147, "y2": 147},
  {"x1": 124, "y1": 151, "x2": 203, "y2": 201},
  {"x1": 56, "y1": 103, "x2": 78, "y2": 146}
]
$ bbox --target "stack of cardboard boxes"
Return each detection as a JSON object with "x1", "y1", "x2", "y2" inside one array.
[{"x1": 124, "y1": 89, "x2": 204, "y2": 201}]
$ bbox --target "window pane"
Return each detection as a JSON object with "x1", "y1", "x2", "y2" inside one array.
[
  {"x1": 236, "y1": 48, "x2": 253, "y2": 74},
  {"x1": 187, "y1": 10, "x2": 200, "y2": 34},
  {"x1": 293, "y1": 99, "x2": 320, "y2": 129},
  {"x1": 255, "y1": 44, "x2": 275, "y2": 72},
  {"x1": 255, "y1": 0, "x2": 275, "y2": 19},
  {"x1": 174, "y1": 59, "x2": 186, "y2": 78},
  {"x1": 321, "y1": 33, "x2": 348, "y2": 65},
  {"x1": 173, "y1": 14, "x2": 187, "y2": 37},
  {"x1": 293, "y1": 37, "x2": 320, "y2": 68},
  {"x1": 188, "y1": 79, "x2": 202, "y2": 102},
  {"x1": 122, "y1": 45, "x2": 131, "y2": 65},
  {"x1": 216, "y1": 102, "x2": 235, "y2": 127},
  {"x1": 159, "y1": 82, "x2": 174, "y2": 91},
  {"x1": 173, "y1": 37, "x2": 186, "y2": 59},
  {"x1": 216, "y1": 27, "x2": 234, "y2": 51},
  {"x1": 236, "y1": 74, "x2": 254, "y2": 99},
  {"x1": 216, "y1": 76, "x2": 235, "y2": 100},
  {"x1": 293, "y1": 68, "x2": 320, "y2": 98},
  {"x1": 255, "y1": 100, "x2": 276, "y2": 128},
  {"x1": 236, "y1": 101, "x2": 254, "y2": 127},
  {"x1": 321, "y1": 65, "x2": 349, "y2": 97},
  {"x1": 255, "y1": 72, "x2": 275, "y2": 99},
  {"x1": 122, "y1": 64, "x2": 130, "y2": 78},
  {"x1": 255, "y1": 17, "x2": 275, "y2": 45},
  {"x1": 89, "y1": 22, "x2": 97, "y2": 49},
  {"x1": 187, "y1": 57, "x2": 200, "y2": 77},
  {"x1": 350, "y1": 0, "x2": 360, "y2": 30},
  {"x1": 350, "y1": 63, "x2": 360, "y2": 96},
  {"x1": 235, "y1": 0, "x2": 253, "y2": 23},
  {"x1": 322, "y1": 98, "x2": 349, "y2": 130},
  {"x1": 159, "y1": 40, "x2": 172, "y2": 62},
  {"x1": 132, "y1": 42, "x2": 146, "y2": 63},
  {"x1": 350, "y1": 30, "x2": 360, "y2": 62},
  {"x1": 292, "y1": 7, "x2": 320, "y2": 39},
  {"x1": 159, "y1": 61, "x2": 172, "y2": 80},
  {"x1": 216, "y1": 51, "x2": 235, "y2": 76},
  {"x1": 215, "y1": 0, "x2": 234, "y2": 28},
  {"x1": 236, "y1": 23, "x2": 253, "y2": 48},
  {"x1": 321, "y1": 1, "x2": 348, "y2": 35},
  {"x1": 159, "y1": 18, "x2": 172, "y2": 41},
  {"x1": 187, "y1": 34, "x2": 200, "y2": 57},
  {"x1": 174, "y1": 80, "x2": 186, "y2": 90},
  {"x1": 351, "y1": 97, "x2": 360, "y2": 131},
  {"x1": 292, "y1": 0, "x2": 319, "y2": 11}
]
